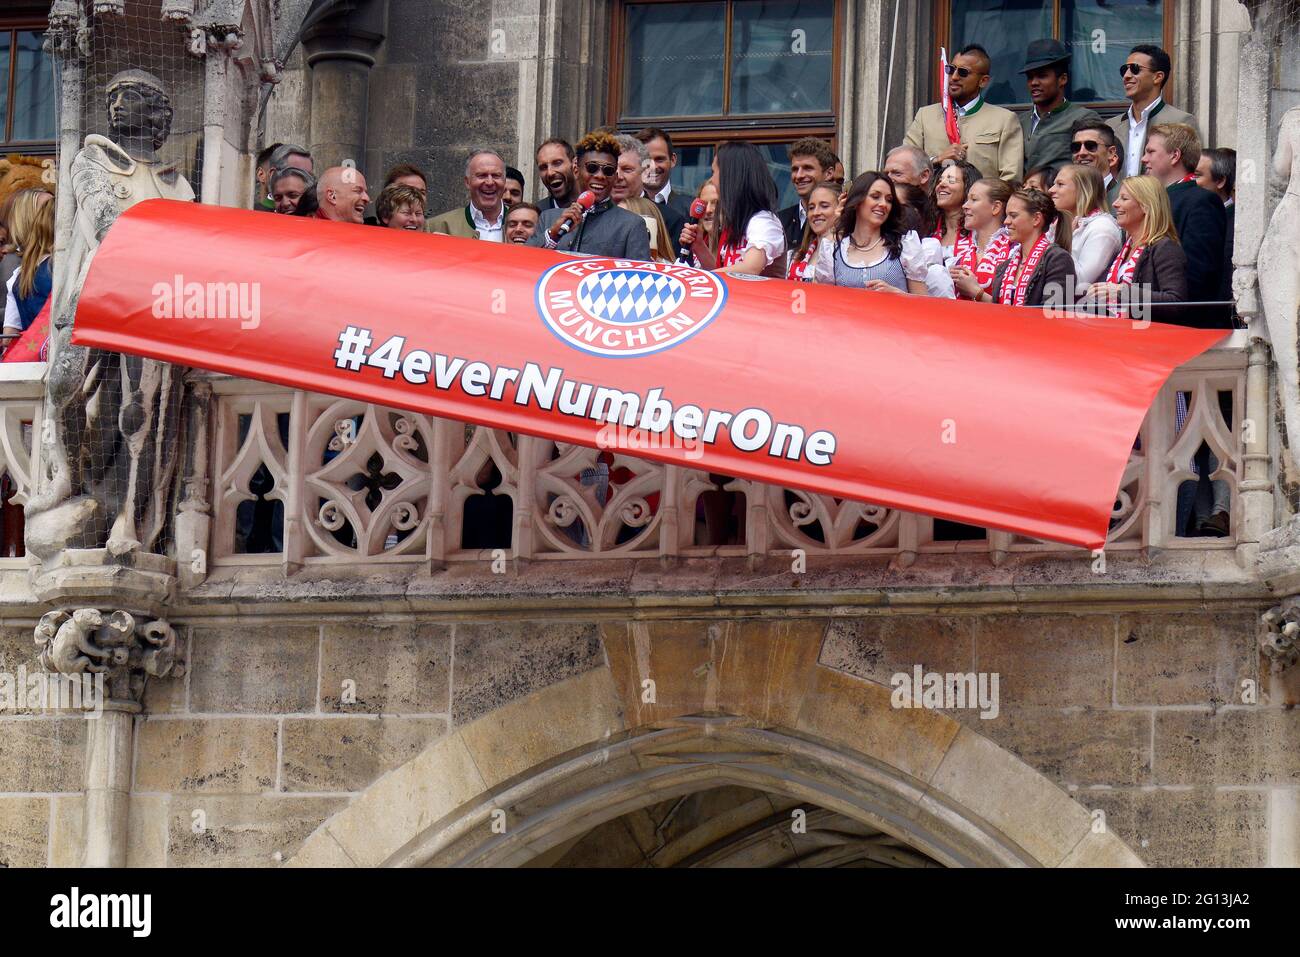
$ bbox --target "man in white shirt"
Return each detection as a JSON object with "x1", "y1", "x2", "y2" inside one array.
[
  {"x1": 428, "y1": 148, "x2": 508, "y2": 241},
  {"x1": 637, "y1": 127, "x2": 691, "y2": 252},
  {"x1": 1107, "y1": 44, "x2": 1200, "y2": 180}
]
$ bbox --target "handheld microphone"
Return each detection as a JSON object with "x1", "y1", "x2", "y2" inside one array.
[
  {"x1": 556, "y1": 190, "x2": 597, "y2": 237},
  {"x1": 677, "y1": 197, "x2": 709, "y2": 262}
]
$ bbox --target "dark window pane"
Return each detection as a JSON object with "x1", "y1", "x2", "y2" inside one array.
[
  {"x1": 0, "y1": 36, "x2": 10, "y2": 140},
  {"x1": 730, "y1": 0, "x2": 834, "y2": 115},
  {"x1": 624, "y1": 3, "x2": 726, "y2": 118},
  {"x1": 951, "y1": 0, "x2": 1053, "y2": 106},
  {"x1": 670, "y1": 145, "x2": 715, "y2": 198},
  {"x1": 670, "y1": 142, "x2": 800, "y2": 209},
  {"x1": 1063, "y1": 0, "x2": 1165, "y2": 103},
  {"x1": 12, "y1": 31, "x2": 55, "y2": 141},
  {"x1": 758, "y1": 141, "x2": 798, "y2": 208}
]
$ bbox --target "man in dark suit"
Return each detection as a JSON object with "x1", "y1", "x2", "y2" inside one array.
[
  {"x1": 528, "y1": 130, "x2": 651, "y2": 260},
  {"x1": 777, "y1": 137, "x2": 837, "y2": 252},
  {"x1": 636, "y1": 127, "x2": 691, "y2": 252},
  {"x1": 1143, "y1": 123, "x2": 1227, "y2": 302},
  {"x1": 1196, "y1": 147, "x2": 1236, "y2": 303}
]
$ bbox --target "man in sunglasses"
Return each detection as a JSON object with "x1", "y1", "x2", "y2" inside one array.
[
  {"x1": 904, "y1": 44, "x2": 1022, "y2": 182},
  {"x1": 1069, "y1": 120, "x2": 1124, "y2": 206},
  {"x1": 1019, "y1": 38, "x2": 1102, "y2": 177},
  {"x1": 528, "y1": 130, "x2": 651, "y2": 260},
  {"x1": 1107, "y1": 44, "x2": 1200, "y2": 180}
]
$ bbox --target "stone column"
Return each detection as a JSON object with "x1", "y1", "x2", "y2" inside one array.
[
  {"x1": 840, "y1": 0, "x2": 929, "y2": 177},
  {"x1": 34, "y1": 610, "x2": 186, "y2": 867},
  {"x1": 302, "y1": 0, "x2": 387, "y2": 171}
]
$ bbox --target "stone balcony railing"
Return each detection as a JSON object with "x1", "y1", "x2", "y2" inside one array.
[{"x1": 0, "y1": 333, "x2": 1269, "y2": 591}]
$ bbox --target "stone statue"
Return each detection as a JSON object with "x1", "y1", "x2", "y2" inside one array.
[
  {"x1": 26, "y1": 69, "x2": 194, "y2": 563},
  {"x1": 1258, "y1": 106, "x2": 1300, "y2": 477}
]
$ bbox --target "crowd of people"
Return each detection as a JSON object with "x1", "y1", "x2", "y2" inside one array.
[
  {"x1": 241, "y1": 38, "x2": 1234, "y2": 326},
  {"x1": 0, "y1": 37, "x2": 1238, "y2": 538}
]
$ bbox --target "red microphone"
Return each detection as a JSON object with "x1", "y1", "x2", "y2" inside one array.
[
  {"x1": 556, "y1": 190, "x2": 597, "y2": 237},
  {"x1": 677, "y1": 197, "x2": 709, "y2": 262}
]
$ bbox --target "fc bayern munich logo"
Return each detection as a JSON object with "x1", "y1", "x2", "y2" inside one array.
[{"x1": 535, "y1": 258, "x2": 727, "y2": 357}]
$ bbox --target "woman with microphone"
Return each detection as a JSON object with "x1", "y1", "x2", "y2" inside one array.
[{"x1": 680, "y1": 141, "x2": 785, "y2": 277}]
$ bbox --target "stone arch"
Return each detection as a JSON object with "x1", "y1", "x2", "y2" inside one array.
[{"x1": 289, "y1": 621, "x2": 1144, "y2": 867}]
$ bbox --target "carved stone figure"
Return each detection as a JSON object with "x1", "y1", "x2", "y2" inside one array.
[
  {"x1": 36, "y1": 608, "x2": 111, "y2": 673},
  {"x1": 1258, "y1": 106, "x2": 1300, "y2": 477},
  {"x1": 26, "y1": 69, "x2": 194, "y2": 563},
  {"x1": 35, "y1": 607, "x2": 185, "y2": 702}
]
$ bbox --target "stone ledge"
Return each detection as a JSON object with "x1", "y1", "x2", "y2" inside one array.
[{"x1": 169, "y1": 552, "x2": 1267, "y2": 619}]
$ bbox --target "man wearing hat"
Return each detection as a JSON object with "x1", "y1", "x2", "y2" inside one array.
[{"x1": 1018, "y1": 39, "x2": 1102, "y2": 178}]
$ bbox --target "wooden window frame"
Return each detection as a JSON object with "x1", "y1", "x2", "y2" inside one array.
[
  {"x1": 0, "y1": 6, "x2": 56, "y2": 155},
  {"x1": 932, "y1": 0, "x2": 1177, "y2": 114},
  {"x1": 608, "y1": 0, "x2": 842, "y2": 141}
]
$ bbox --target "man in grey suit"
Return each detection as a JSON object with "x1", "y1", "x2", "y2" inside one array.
[
  {"x1": 1108, "y1": 44, "x2": 1200, "y2": 181},
  {"x1": 528, "y1": 130, "x2": 651, "y2": 260}
]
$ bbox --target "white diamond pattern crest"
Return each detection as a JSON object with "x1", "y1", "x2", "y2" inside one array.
[{"x1": 578, "y1": 270, "x2": 685, "y2": 325}]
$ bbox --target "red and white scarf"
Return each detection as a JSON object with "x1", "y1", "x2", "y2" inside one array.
[
  {"x1": 956, "y1": 226, "x2": 1011, "y2": 297},
  {"x1": 788, "y1": 242, "x2": 816, "y2": 281},
  {"x1": 998, "y1": 234, "x2": 1051, "y2": 306},
  {"x1": 935, "y1": 221, "x2": 974, "y2": 254},
  {"x1": 717, "y1": 228, "x2": 746, "y2": 268},
  {"x1": 1106, "y1": 240, "x2": 1146, "y2": 285}
]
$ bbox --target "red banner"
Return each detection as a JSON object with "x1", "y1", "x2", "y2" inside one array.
[{"x1": 71, "y1": 199, "x2": 1225, "y2": 548}]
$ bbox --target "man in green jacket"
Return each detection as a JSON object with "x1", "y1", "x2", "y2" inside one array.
[
  {"x1": 1018, "y1": 39, "x2": 1102, "y2": 179},
  {"x1": 427, "y1": 148, "x2": 509, "y2": 241}
]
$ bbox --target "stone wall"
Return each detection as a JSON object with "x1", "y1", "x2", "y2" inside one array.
[{"x1": 4, "y1": 596, "x2": 1287, "y2": 867}]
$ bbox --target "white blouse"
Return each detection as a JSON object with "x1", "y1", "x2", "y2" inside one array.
[
  {"x1": 1071, "y1": 212, "x2": 1124, "y2": 286},
  {"x1": 735, "y1": 210, "x2": 786, "y2": 266}
]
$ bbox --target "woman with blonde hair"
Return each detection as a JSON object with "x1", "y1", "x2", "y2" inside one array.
[
  {"x1": 2, "y1": 188, "x2": 54, "y2": 335},
  {"x1": 620, "y1": 196, "x2": 676, "y2": 262},
  {"x1": 1050, "y1": 163, "x2": 1122, "y2": 285},
  {"x1": 949, "y1": 177, "x2": 1012, "y2": 300},
  {"x1": 1087, "y1": 175, "x2": 1186, "y2": 303}
]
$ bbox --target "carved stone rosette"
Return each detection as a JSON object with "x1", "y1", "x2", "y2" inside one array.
[
  {"x1": 34, "y1": 608, "x2": 186, "y2": 707},
  {"x1": 1259, "y1": 600, "x2": 1300, "y2": 673}
]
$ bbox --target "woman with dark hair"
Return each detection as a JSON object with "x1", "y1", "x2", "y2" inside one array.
[
  {"x1": 813, "y1": 172, "x2": 927, "y2": 294},
  {"x1": 1023, "y1": 165, "x2": 1059, "y2": 193},
  {"x1": 931, "y1": 160, "x2": 981, "y2": 257},
  {"x1": 954, "y1": 187, "x2": 1074, "y2": 306},
  {"x1": 681, "y1": 141, "x2": 785, "y2": 276},
  {"x1": 893, "y1": 182, "x2": 938, "y2": 237}
]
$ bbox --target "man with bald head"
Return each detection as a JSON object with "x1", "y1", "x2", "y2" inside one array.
[{"x1": 316, "y1": 166, "x2": 370, "y2": 224}]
